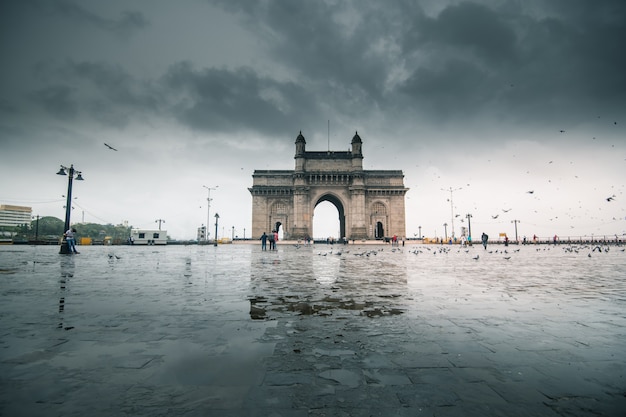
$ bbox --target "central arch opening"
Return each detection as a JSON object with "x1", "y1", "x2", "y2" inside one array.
[{"x1": 313, "y1": 195, "x2": 345, "y2": 241}]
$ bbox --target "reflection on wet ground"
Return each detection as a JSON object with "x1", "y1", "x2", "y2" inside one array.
[
  {"x1": 0, "y1": 243, "x2": 625, "y2": 416},
  {"x1": 249, "y1": 247, "x2": 407, "y2": 319}
]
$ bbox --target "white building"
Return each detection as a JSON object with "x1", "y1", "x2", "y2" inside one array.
[
  {"x1": 0, "y1": 205, "x2": 32, "y2": 227},
  {"x1": 130, "y1": 229, "x2": 167, "y2": 245}
]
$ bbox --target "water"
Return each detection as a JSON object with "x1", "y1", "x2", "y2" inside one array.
[{"x1": 1, "y1": 243, "x2": 625, "y2": 416}]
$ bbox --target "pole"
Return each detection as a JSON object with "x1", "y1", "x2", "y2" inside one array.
[
  {"x1": 203, "y1": 186, "x2": 217, "y2": 241},
  {"x1": 443, "y1": 223, "x2": 448, "y2": 240},
  {"x1": 155, "y1": 219, "x2": 165, "y2": 230},
  {"x1": 35, "y1": 215, "x2": 40, "y2": 242},
  {"x1": 232, "y1": 226, "x2": 234, "y2": 240},
  {"x1": 466, "y1": 213, "x2": 472, "y2": 245},
  {"x1": 511, "y1": 219, "x2": 520, "y2": 242},
  {"x1": 214, "y1": 213, "x2": 219, "y2": 246},
  {"x1": 59, "y1": 166, "x2": 75, "y2": 254},
  {"x1": 442, "y1": 187, "x2": 462, "y2": 240}
]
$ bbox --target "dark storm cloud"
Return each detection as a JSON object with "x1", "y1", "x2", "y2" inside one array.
[
  {"x1": 8, "y1": 0, "x2": 625, "y2": 141},
  {"x1": 208, "y1": 0, "x2": 626, "y2": 128},
  {"x1": 30, "y1": 60, "x2": 161, "y2": 128},
  {"x1": 163, "y1": 62, "x2": 320, "y2": 135},
  {"x1": 28, "y1": 58, "x2": 321, "y2": 136},
  {"x1": 31, "y1": 85, "x2": 78, "y2": 119},
  {"x1": 28, "y1": 0, "x2": 148, "y2": 38}
]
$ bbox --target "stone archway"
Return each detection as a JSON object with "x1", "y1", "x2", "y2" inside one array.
[
  {"x1": 249, "y1": 131, "x2": 408, "y2": 240},
  {"x1": 313, "y1": 193, "x2": 346, "y2": 240}
]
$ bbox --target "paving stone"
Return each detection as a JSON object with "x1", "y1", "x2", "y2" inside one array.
[{"x1": 1, "y1": 244, "x2": 625, "y2": 416}]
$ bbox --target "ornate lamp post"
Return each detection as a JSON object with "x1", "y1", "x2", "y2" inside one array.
[
  {"x1": 57, "y1": 165, "x2": 84, "y2": 254},
  {"x1": 214, "y1": 213, "x2": 219, "y2": 246}
]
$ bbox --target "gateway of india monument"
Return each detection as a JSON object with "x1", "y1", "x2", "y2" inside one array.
[{"x1": 249, "y1": 131, "x2": 408, "y2": 241}]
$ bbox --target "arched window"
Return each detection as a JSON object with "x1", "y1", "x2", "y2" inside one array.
[
  {"x1": 272, "y1": 202, "x2": 288, "y2": 214},
  {"x1": 372, "y1": 202, "x2": 387, "y2": 214}
]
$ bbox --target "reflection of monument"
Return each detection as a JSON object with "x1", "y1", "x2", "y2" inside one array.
[
  {"x1": 249, "y1": 131, "x2": 408, "y2": 240},
  {"x1": 248, "y1": 247, "x2": 408, "y2": 320}
]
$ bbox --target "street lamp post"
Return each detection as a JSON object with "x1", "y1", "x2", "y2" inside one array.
[
  {"x1": 214, "y1": 213, "x2": 219, "y2": 246},
  {"x1": 155, "y1": 219, "x2": 165, "y2": 230},
  {"x1": 466, "y1": 213, "x2": 473, "y2": 245},
  {"x1": 441, "y1": 186, "x2": 462, "y2": 240},
  {"x1": 203, "y1": 185, "x2": 218, "y2": 241},
  {"x1": 57, "y1": 164, "x2": 84, "y2": 254}
]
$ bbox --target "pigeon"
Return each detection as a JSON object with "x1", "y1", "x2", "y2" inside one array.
[{"x1": 104, "y1": 143, "x2": 118, "y2": 151}]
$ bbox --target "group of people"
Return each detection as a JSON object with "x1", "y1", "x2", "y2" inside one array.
[{"x1": 260, "y1": 231, "x2": 278, "y2": 250}]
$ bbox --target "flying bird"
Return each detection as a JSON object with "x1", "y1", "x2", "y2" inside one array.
[
  {"x1": 502, "y1": 208, "x2": 512, "y2": 213},
  {"x1": 559, "y1": 130, "x2": 565, "y2": 133},
  {"x1": 104, "y1": 143, "x2": 118, "y2": 151},
  {"x1": 606, "y1": 195, "x2": 616, "y2": 202},
  {"x1": 492, "y1": 215, "x2": 499, "y2": 219},
  {"x1": 527, "y1": 190, "x2": 534, "y2": 194}
]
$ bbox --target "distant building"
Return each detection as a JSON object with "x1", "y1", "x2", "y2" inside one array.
[
  {"x1": 130, "y1": 229, "x2": 167, "y2": 245},
  {"x1": 197, "y1": 226, "x2": 206, "y2": 241},
  {"x1": 0, "y1": 204, "x2": 32, "y2": 227}
]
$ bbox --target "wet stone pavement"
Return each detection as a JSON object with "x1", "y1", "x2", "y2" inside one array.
[{"x1": 0, "y1": 243, "x2": 625, "y2": 416}]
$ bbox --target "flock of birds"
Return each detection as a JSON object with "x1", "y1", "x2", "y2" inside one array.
[{"x1": 302, "y1": 243, "x2": 624, "y2": 261}]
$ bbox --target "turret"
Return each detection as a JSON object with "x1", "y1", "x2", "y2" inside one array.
[
  {"x1": 295, "y1": 131, "x2": 306, "y2": 171},
  {"x1": 295, "y1": 131, "x2": 306, "y2": 157},
  {"x1": 351, "y1": 131, "x2": 363, "y2": 170}
]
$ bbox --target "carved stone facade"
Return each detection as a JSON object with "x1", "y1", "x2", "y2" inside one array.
[{"x1": 249, "y1": 132, "x2": 408, "y2": 240}]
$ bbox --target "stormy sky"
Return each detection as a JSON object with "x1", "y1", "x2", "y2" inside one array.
[{"x1": 1, "y1": 0, "x2": 624, "y2": 240}]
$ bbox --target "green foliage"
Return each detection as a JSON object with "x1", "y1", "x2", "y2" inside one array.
[{"x1": 12, "y1": 217, "x2": 131, "y2": 241}]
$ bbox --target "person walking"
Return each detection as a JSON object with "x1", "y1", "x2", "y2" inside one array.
[
  {"x1": 260, "y1": 232, "x2": 268, "y2": 251},
  {"x1": 481, "y1": 232, "x2": 488, "y2": 250},
  {"x1": 64, "y1": 227, "x2": 79, "y2": 254}
]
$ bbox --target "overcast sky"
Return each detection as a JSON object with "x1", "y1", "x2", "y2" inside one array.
[{"x1": 1, "y1": 0, "x2": 624, "y2": 241}]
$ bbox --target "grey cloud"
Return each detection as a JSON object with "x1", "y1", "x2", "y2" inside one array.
[
  {"x1": 39, "y1": 0, "x2": 148, "y2": 38},
  {"x1": 163, "y1": 61, "x2": 321, "y2": 136},
  {"x1": 208, "y1": 0, "x2": 626, "y2": 130},
  {"x1": 417, "y1": 2, "x2": 517, "y2": 64},
  {"x1": 31, "y1": 85, "x2": 78, "y2": 119},
  {"x1": 29, "y1": 60, "x2": 161, "y2": 127}
]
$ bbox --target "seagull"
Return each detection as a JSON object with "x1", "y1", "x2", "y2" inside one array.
[
  {"x1": 559, "y1": 130, "x2": 565, "y2": 133},
  {"x1": 502, "y1": 208, "x2": 512, "y2": 213},
  {"x1": 527, "y1": 190, "x2": 534, "y2": 194},
  {"x1": 606, "y1": 195, "x2": 615, "y2": 202},
  {"x1": 492, "y1": 215, "x2": 499, "y2": 219},
  {"x1": 104, "y1": 143, "x2": 118, "y2": 151}
]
